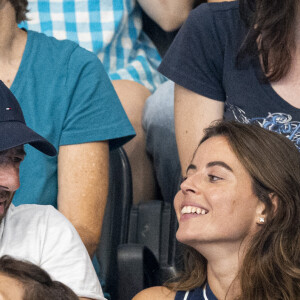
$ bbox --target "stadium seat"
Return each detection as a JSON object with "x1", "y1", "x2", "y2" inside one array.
[
  {"x1": 117, "y1": 200, "x2": 182, "y2": 300},
  {"x1": 96, "y1": 147, "x2": 133, "y2": 300}
]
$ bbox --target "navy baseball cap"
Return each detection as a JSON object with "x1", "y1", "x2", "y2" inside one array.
[{"x1": 0, "y1": 81, "x2": 56, "y2": 156}]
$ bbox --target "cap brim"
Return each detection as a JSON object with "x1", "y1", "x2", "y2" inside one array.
[{"x1": 0, "y1": 122, "x2": 57, "y2": 156}]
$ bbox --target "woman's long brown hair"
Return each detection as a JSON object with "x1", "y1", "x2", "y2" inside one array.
[
  {"x1": 237, "y1": 0, "x2": 298, "y2": 82},
  {"x1": 165, "y1": 121, "x2": 300, "y2": 299}
]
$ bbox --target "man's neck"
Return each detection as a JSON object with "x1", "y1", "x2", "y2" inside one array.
[{"x1": 0, "y1": 0, "x2": 27, "y2": 88}]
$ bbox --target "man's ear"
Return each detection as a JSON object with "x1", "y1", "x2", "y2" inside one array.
[{"x1": 256, "y1": 193, "x2": 278, "y2": 225}]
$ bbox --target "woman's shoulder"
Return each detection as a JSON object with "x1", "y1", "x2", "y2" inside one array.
[{"x1": 133, "y1": 286, "x2": 176, "y2": 300}]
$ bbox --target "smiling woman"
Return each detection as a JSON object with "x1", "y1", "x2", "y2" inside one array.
[
  {"x1": 175, "y1": 134, "x2": 262, "y2": 250},
  {"x1": 133, "y1": 121, "x2": 300, "y2": 300}
]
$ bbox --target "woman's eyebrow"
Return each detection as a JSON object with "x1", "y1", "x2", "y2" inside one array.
[
  {"x1": 206, "y1": 161, "x2": 233, "y2": 172},
  {"x1": 186, "y1": 164, "x2": 197, "y2": 174}
]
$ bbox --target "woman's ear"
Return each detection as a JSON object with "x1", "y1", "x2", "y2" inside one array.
[
  {"x1": 256, "y1": 193, "x2": 278, "y2": 225},
  {"x1": 256, "y1": 201, "x2": 266, "y2": 225},
  {"x1": 269, "y1": 192, "x2": 278, "y2": 214}
]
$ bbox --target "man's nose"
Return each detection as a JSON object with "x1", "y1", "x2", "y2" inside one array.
[{"x1": 0, "y1": 165, "x2": 20, "y2": 192}]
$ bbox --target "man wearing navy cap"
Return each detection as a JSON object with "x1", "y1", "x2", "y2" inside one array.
[{"x1": 0, "y1": 81, "x2": 105, "y2": 300}]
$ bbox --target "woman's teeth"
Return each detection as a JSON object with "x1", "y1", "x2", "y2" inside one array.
[{"x1": 181, "y1": 206, "x2": 208, "y2": 215}]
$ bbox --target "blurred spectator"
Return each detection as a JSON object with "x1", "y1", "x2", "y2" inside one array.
[{"x1": 0, "y1": 255, "x2": 79, "y2": 300}]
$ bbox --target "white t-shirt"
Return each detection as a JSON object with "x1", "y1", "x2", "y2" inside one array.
[{"x1": 0, "y1": 204, "x2": 106, "y2": 300}]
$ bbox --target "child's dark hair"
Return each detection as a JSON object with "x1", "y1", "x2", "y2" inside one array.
[{"x1": 0, "y1": 255, "x2": 79, "y2": 300}]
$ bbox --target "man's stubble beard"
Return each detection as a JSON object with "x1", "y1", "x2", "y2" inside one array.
[{"x1": 0, "y1": 191, "x2": 14, "y2": 224}]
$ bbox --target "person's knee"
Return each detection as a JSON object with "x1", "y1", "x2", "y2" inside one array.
[{"x1": 113, "y1": 79, "x2": 150, "y2": 130}]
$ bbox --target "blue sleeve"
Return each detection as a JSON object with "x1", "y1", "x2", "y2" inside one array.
[
  {"x1": 60, "y1": 46, "x2": 135, "y2": 150},
  {"x1": 158, "y1": 4, "x2": 225, "y2": 102}
]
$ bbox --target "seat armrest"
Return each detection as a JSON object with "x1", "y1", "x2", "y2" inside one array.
[{"x1": 117, "y1": 243, "x2": 159, "y2": 300}]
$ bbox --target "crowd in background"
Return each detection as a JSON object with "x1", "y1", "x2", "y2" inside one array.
[{"x1": 0, "y1": 0, "x2": 299, "y2": 299}]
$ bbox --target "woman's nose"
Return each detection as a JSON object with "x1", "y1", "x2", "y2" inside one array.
[{"x1": 180, "y1": 175, "x2": 197, "y2": 195}]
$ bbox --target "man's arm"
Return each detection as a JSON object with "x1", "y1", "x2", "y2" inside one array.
[
  {"x1": 57, "y1": 141, "x2": 109, "y2": 257},
  {"x1": 137, "y1": 0, "x2": 195, "y2": 31},
  {"x1": 174, "y1": 84, "x2": 224, "y2": 173}
]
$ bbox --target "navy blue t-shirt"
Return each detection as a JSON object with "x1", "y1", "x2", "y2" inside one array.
[
  {"x1": 175, "y1": 283, "x2": 218, "y2": 300},
  {"x1": 159, "y1": 1, "x2": 300, "y2": 150}
]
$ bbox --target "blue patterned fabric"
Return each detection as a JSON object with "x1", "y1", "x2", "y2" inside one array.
[{"x1": 20, "y1": 0, "x2": 165, "y2": 92}]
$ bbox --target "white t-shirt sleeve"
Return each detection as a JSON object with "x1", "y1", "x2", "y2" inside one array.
[{"x1": 40, "y1": 206, "x2": 106, "y2": 300}]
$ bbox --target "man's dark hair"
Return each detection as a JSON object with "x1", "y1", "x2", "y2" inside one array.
[
  {"x1": 8, "y1": 0, "x2": 28, "y2": 23},
  {"x1": 0, "y1": 255, "x2": 79, "y2": 300}
]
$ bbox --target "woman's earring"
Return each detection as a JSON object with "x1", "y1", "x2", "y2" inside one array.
[{"x1": 258, "y1": 217, "x2": 265, "y2": 224}]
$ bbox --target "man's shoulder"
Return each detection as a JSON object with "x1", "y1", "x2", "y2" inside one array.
[
  {"x1": 8, "y1": 204, "x2": 60, "y2": 225},
  {"x1": 4, "y1": 204, "x2": 75, "y2": 245},
  {"x1": 0, "y1": 205, "x2": 59, "y2": 256},
  {"x1": 28, "y1": 30, "x2": 77, "y2": 52},
  {"x1": 27, "y1": 30, "x2": 100, "y2": 66},
  {"x1": 0, "y1": 205, "x2": 104, "y2": 299},
  {"x1": 10, "y1": 203, "x2": 54, "y2": 213}
]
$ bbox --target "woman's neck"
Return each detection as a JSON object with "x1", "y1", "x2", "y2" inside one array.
[
  {"x1": 206, "y1": 253, "x2": 241, "y2": 300},
  {"x1": 196, "y1": 241, "x2": 248, "y2": 300}
]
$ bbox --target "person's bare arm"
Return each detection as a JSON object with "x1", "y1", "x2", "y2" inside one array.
[
  {"x1": 57, "y1": 141, "x2": 109, "y2": 257},
  {"x1": 174, "y1": 84, "x2": 224, "y2": 173},
  {"x1": 137, "y1": 0, "x2": 195, "y2": 31}
]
